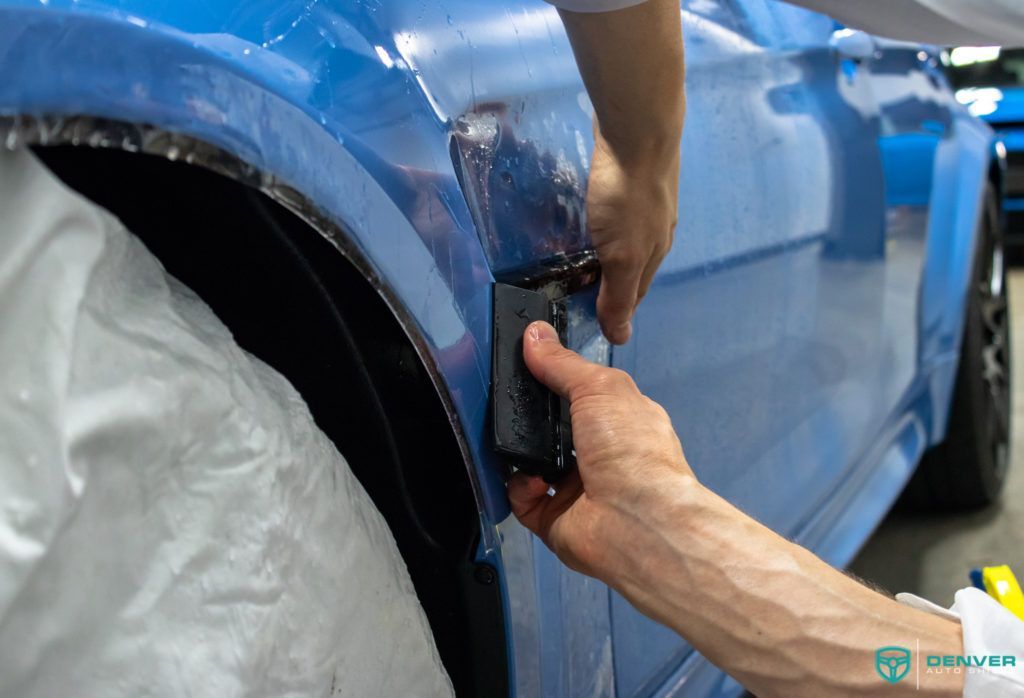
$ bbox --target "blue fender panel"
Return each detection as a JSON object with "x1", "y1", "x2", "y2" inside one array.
[
  {"x1": 918, "y1": 110, "x2": 994, "y2": 443},
  {"x1": 0, "y1": 3, "x2": 513, "y2": 525}
]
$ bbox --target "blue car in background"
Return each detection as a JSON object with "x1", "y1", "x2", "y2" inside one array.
[
  {"x1": 944, "y1": 47, "x2": 1024, "y2": 235},
  {"x1": 0, "y1": 0, "x2": 1011, "y2": 695}
]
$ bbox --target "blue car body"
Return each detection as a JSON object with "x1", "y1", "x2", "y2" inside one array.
[{"x1": 0, "y1": 0, "x2": 1000, "y2": 695}]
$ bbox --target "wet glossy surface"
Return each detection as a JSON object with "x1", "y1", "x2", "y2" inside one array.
[{"x1": 0, "y1": 0, "x2": 995, "y2": 695}]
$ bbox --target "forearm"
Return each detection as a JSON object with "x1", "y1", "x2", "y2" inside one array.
[
  {"x1": 558, "y1": 0, "x2": 685, "y2": 166},
  {"x1": 599, "y1": 476, "x2": 965, "y2": 697}
]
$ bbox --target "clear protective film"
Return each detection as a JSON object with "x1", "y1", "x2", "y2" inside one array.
[{"x1": 0, "y1": 148, "x2": 453, "y2": 698}]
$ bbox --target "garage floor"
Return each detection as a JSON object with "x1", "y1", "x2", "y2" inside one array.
[{"x1": 848, "y1": 270, "x2": 1024, "y2": 606}]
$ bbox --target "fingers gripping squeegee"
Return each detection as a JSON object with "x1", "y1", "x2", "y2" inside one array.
[{"x1": 491, "y1": 283, "x2": 575, "y2": 482}]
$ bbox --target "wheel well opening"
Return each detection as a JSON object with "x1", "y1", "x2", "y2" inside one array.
[{"x1": 30, "y1": 144, "x2": 506, "y2": 697}]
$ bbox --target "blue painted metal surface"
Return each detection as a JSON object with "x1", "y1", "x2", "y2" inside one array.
[{"x1": 0, "y1": 0, "x2": 994, "y2": 695}]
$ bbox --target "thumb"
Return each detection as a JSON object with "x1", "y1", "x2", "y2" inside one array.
[{"x1": 523, "y1": 321, "x2": 602, "y2": 401}]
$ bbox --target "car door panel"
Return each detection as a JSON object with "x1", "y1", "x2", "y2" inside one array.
[
  {"x1": 870, "y1": 39, "x2": 954, "y2": 399},
  {"x1": 608, "y1": 1, "x2": 897, "y2": 691}
]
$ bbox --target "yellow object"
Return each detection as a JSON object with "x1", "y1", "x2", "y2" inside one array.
[{"x1": 982, "y1": 565, "x2": 1024, "y2": 621}]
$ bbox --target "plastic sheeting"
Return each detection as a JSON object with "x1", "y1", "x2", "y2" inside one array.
[{"x1": 0, "y1": 148, "x2": 453, "y2": 697}]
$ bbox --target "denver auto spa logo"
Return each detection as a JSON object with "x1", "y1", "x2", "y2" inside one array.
[
  {"x1": 876, "y1": 647, "x2": 912, "y2": 684},
  {"x1": 875, "y1": 646, "x2": 1019, "y2": 685}
]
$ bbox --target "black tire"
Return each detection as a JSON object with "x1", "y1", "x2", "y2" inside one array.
[{"x1": 904, "y1": 185, "x2": 1012, "y2": 510}]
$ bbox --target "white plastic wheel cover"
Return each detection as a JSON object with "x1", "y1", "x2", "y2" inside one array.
[{"x1": 0, "y1": 148, "x2": 454, "y2": 697}]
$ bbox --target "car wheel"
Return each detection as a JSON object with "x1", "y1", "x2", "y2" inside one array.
[{"x1": 905, "y1": 185, "x2": 1011, "y2": 510}]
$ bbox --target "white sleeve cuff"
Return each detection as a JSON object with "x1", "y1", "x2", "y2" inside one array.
[
  {"x1": 953, "y1": 588, "x2": 1024, "y2": 697},
  {"x1": 898, "y1": 588, "x2": 1024, "y2": 696},
  {"x1": 543, "y1": 0, "x2": 649, "y2": 13}
]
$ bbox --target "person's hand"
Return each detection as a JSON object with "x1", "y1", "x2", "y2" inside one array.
[
  {"x1": 507, "y1": 320, "x2": 695, "y2": 584},
  {"x1": 587, "y1": 127, "x2": 679, "y2": 345},
  {"x1": 556, "y1": 0, "x2": 685, "y2": 345},
  {"x1": 508, "y1": 324, "x2": 968, "y2": 698}
]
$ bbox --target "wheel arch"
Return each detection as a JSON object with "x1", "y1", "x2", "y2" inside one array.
[
  {"x1": 0, "y1": 2, "x2": 509, "y2": 521},
  {"x1": 17, "y1": 138, "x2": 512, "y2": 696}
]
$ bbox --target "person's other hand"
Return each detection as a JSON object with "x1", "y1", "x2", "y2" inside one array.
[
  {"x1": 588, "y1": 127, "x2": 679, "y2": 345},
  {"x1": 507, "y1": 320, "x2": 695, "y2": 583},
  {"x1": 556, "y1": 0, "x2": 685, "y2": 345}
]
